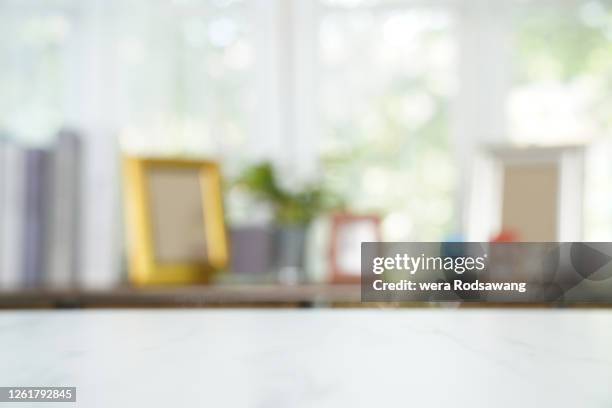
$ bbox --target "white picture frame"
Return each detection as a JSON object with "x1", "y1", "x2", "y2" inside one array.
[{"x1": 466, "y1": 145, "x2": 584, "y2": 242}]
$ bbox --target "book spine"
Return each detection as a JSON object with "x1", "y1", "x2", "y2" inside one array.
[
  {"x1": 78, "y1": 129, "x2": 122, "y2": 288},
  {"x1": 22, "y1": 149, "x2": 50, "y2": 288},
  {"x1": 46, "y1": 131, "x2": 82, "y2": 288},
  {"x1": 0, "y1": 142, "x2": 26, "y2": 289}
]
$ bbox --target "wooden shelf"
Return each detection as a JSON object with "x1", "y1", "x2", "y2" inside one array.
[
  {"x1": 1, "y1": 285, "x2": 609, "y2": 309},
  {"x1": 0, "y1": 284, "x2": 363, "y2": 308}
]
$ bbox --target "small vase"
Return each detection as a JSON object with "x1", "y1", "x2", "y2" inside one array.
[
  {"x1": 275, "y1": 225, "x2": 307, "y2": 285},
  {"x1": 229, "y1": 226, "x2": 274, "y2": 277}
]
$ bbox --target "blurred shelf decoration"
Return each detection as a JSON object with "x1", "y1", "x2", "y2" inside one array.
[
  {"x1": 123, "y1": 157, "x2": 228, "y2": 286},
  {"x1": 229, "y1": 226, "x2": 275, "y2": 276},
  {"x1": 329, "y1": 213, "x2": 381, "y2": 284},
  {"x1": 467, "y1": 145, "x2": 585, "y2": 242},
  {"x1": 0, "y1": 130, "x2": 82, "y2": 290},
  {"x1": 232, "y1": 162, "x2": 344, "y2": 284}
]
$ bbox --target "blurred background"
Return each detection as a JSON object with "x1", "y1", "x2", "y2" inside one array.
[{"x1": 1, "y1": 0, "x2": 612, "y2": 305}]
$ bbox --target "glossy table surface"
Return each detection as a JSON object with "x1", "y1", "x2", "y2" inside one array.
[{"x1": 0, "y1": 309, "x2": 611, "y2": 407}]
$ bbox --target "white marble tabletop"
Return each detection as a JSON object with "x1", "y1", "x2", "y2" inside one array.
[{"x1": 0, "y1": 309, "x2": 611, "y2": 407}]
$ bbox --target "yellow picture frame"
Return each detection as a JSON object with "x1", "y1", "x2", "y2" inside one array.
[{"x1": 123, "y1": 157, "x2": 228, "y2": 286}]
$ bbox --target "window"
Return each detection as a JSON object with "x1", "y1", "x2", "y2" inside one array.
[
  {"x1": 0, "y1": 1, "x2": 75, "y2": 144},
  {"x1": 0, "y1": 0, "x2": 254, "y2": 161},
  {"x1": 115, "y1": 0, "x2": 253, "y2": 161},
  {"x1": 510, "y1": 0, "x2": 612, "y2": 240},
  {"x1": 318, "y1": 2, "x2": 457, "y2": 240},
  {"x1": 2, "y1": 0, "x2": 611, "y2": 242},
  {"x1": 510, "y1": 0, "x2": 612, "y2": 144}
]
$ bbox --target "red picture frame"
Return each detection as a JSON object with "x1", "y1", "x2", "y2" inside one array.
[{"x1": 329, "y1": 213, "x2": 382, "y2": 284}]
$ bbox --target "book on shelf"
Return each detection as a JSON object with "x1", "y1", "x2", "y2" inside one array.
[
  {"x1": 45, "y1": 129, "x2": 82, "y2": 288},
  {"x1": 0, "y1": 138, "x2": 26, "y2": 289},
  {"x1": 0, "y1": 130, "x2": 87, "y2": 290},
  {"x1": 22, "y1": 148, "x2": 51, "y2": 288},
  {"x1": 78, "y1": 128, "x2": 123, "y2": 289}
]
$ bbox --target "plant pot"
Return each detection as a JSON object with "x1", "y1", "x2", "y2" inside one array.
[
  {"x1": 275, "y1": 225, "x2": 307, "y2": 284},
  {"x1": 230, "y1": 226, "x2": 274, "y2": 276}
]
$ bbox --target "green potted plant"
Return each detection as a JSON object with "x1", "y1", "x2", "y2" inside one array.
[{"x1": 235, "y1": 162, "x2": 341, "y2": 283}]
